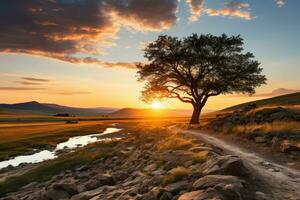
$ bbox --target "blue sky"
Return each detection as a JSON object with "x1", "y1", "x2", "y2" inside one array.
[{"x1": 0, "y1": 0, "x2": 299, "y2": 109}]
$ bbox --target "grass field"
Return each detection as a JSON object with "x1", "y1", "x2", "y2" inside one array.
[
  {"x1": 0, "y1": 121, "x2": 110, "y2": 161},
  {"x1": 224, "y1": 92, "x2": 300, "y2": 111},
  {"x1": 0, "y1": 120, "x2": 189, "y2": 195}
]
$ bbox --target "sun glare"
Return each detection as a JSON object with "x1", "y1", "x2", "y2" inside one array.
[{"x1": 151, "y1": 102, "x2": 162, "y2": 109}]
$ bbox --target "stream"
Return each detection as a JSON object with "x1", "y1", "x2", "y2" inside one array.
[{"x1": 0, "y1": 127, "x2": 122, "y2": 170}]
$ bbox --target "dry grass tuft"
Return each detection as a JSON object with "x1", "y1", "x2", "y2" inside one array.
[
  {"x1": 162, "y1": 166, "x2": 191, "y2": 185},
  {"x1": 233, "y1": 121, "x2": 300, "y2": 136},
  {"x1": 191, "y1": 151, "x2": 209, "y2": 163},
  {"x1": 156, "y1": 133, "x2": 195, "y2": 152}
]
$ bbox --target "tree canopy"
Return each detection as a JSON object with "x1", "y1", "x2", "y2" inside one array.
[{"x1": 137, "y1": 34, "x2": 267, "y2": 124}]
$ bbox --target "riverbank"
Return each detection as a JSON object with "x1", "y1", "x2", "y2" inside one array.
[{"x1": 1, "y1": 121, "x2": 262, "y2": 199}]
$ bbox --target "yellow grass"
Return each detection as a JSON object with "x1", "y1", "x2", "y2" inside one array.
[
  {"x1": 233, "y1": 121, "x2": 300, "y2": 135},
  {"x1": 162, "y1": 167, "x2": 191, "y2": 185},
  {"x1": 0, "y1": 121, "x2": 108, "y2": 161},
  {"x1": 191, "y1": 151, "x2": 209, "y2": 163},
  {"x1": 156, "y1": 132, "x2": 195, "y2": 152}
]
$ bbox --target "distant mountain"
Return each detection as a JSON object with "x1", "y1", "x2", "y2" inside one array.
[
  {"x1": 109, "y1": 108, "x2": 192, "y2": 118},
  {"x1": 224, "y1": 92, "x2": 300, "y2": 111},
  {"x1": 44, "y1": 103, "x2": 117, "y2": 115},
  {"x1": 0, "y1": 101, "x2": 117, "y2": 115}
]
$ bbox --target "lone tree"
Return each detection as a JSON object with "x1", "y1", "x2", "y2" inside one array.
[{"x1": 137, "y1": 34, "x2": 266, "y2": 124}]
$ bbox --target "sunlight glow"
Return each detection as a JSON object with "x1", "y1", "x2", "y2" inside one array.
[{"x1": 151, "y1": 102, "x2": 162, "y2": 109}]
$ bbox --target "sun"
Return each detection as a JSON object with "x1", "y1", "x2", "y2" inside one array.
[{"x1": 151, "y1": 102, "x2": 162, "y2": 109}]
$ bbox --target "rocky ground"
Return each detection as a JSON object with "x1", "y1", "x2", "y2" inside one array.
[
  {"x1": 0, "y1": 123, "x2": 263, "y2": 200},
  {"x1": 206, "y1": 105, "x2": 300, "y2": 155}
]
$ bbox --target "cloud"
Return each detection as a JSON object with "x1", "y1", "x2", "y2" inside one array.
[
  {"x1": 17, "y1": 81, "x2": 44, "y2": 85},
  {"x1": 0, "y1": 87, "x2": 45, "y2": 91},
  {"x1": 14, "y1": 77, "x2": 51, "y2": 85},
  {"x1": 57, "y1": 91, "x2": 91, "y2": 95},
  {"x1": 205, "y1": 1, "x2": 252, "y2": 20},
  {"x1": 186, "y1": 0, "x2": 205, "y2": 22},
  {"x1": 275, "y1": 0, "x2": 285, "y2": 7},
  {"x1": 22, "y1": 77, "x2": 51, "y2": 82},
  {"x1": 0, "y1": 0, "x2": 179, "y2": 68}
]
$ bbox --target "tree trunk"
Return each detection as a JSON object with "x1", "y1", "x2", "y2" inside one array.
[{"x1": 189, "y1": 104, "x2": 202, "y2": 124}]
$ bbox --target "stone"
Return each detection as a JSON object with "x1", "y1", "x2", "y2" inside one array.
[
  {"x1": 201, "y1": 155, "x2": 248, "y2": 177},
  {"x1": 44, "y1": 188, "x2": 70, "y2": 200},
  {"x1": 178, "y1": 190, "x2": 222, "y2": 200},
  {"x1": 164, "y1": 181, "x2": 189, "y2": 194},
  {"x1": 254, "y1": 137, "x2": 267, "y2": 143},
  {"x1": 144, "y1": 163, "x2": 157, "y2": 172},
  {"x1": 21, "y1": 182, "x2": 38, "y2": 190},
  {"x1": 192, "y1": 175, "x2": 244, "y2": 190},
  {"x1": 189, "y1": 146, "x2": 213, "y2": 153},
  {"x1": 71, "y1": 186, "x2": 106, "y2": 200},
  {"x1": 152, "y1": 168, "x2": 166, "y2": 176},
  {"x1": 52, "y1": 181, "x2": 78, "y2": 196},
  {"x1": 255, "y1": 191, "x2": 269, "y2": 200},
  {"x1": 280, "y1": 140, "x2": 300, "y2": 153},
  {"x1": 159, "y1": 192, "x2": 173, "y2": 200}
]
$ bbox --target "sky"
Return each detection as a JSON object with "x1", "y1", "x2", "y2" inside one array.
[{"x1": 0, "y1": 0, "x2": 299, "y2": 110}]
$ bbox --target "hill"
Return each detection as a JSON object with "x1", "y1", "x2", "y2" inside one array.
[
  {"x1": 224, "y1": 92, "x2": 300, "y2": 111},
  {"x1": 109, "y1": 108, "x2": 192, "y2": 118},
  {"x1": 0, "y1": 101, "x2": 117, "y2": 116}
]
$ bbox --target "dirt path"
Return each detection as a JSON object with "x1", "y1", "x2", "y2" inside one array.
[{"x1": 178, "y1": 128, "x2": 300, "y2": 200}]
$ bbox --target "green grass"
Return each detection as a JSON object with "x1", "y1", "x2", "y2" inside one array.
[
  {"x1": 0, "y1": 141, "x2": 119, "y2": 196},
  {"x1": 224, "y1": 92, "x2": 300, "y2": 111}
]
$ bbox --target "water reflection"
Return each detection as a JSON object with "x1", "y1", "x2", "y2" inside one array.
[{"x1": 0, "y1": 127, "x2": 122, "y2": 169}]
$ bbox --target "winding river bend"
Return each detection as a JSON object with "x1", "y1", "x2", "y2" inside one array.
[{"x1": 0, "y1": 127, "x2": 122, "y2": 169}]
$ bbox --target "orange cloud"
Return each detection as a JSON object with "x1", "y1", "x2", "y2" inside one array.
[
  {"x1": 0, "y1": 0, "x2": 178, "y2": 68},
  {"x1": 205, "y1": 2, "x2": 252, "y2": 20},
  {"x1": 22, "y1": 77, "x2": 51, "y2": 82},
  {"x1": 186, "y1": 0, "x2": 205, "y2": 22},
  {"x1": 0, "y1": 87, "x2": 45, "y2": 91}
]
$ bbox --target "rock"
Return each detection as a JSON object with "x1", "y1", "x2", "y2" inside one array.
[
  {"x1": 161, "y1": 151, "x2": 193, "y2": 169},
  {"x1": 254, "y1": 137, "x2": 267, "y2": 143},
  {"x1": 192, "y1": 175, "x2": 244, "y2": 199},
  {"x1": 160, "y1": 192, "x2": 173, "y2": 200},
  {"x1": 192, "y1": 175, "x2": 244, "y2": 190},
  {"x1": 1, "y1": 197, "x2": 20, "y2": 200},
  {"x1": 44, "y1": 188, "x2": 70, "y2": 200},
  {"x1": 144, "y1": 163, "x2": 157, "y2": 172},
  {"x1": 84, "y1": 179, "x2": 102, "y2": 191},
  {"x1": 178, "y1": 190, "x2": 223, "y2": 200},
  {"x1": 178, "y1": 190, "x2": 204, "y2": 200},
  {"x1": 201, "y1": 155, "x2": 248, "y2": 177},
  {"x1": 271, "y1": 137, "x2": 281, "y2": 151},
  {"x1": 164, "y1": 180, "x2": 189, "y2": 194},
  {"x1": 21, "y1": 181, "x2": 38, "y2": 190},
  {"x1": 53, "y1": 183, "x2": 78, "y2": 196},
  {"x1": 112, "y1": 171, "x2": 129, "y2": 181},
  {"x1": 141, "y1": 187, "x2": 165, "y2": 199},
  {"x1": 152, "y1": 168, "x2": 166, "y2": 176},
  {"x1": 189, "y1": 146, "x2": 213, "y2": 153},
  {"x1": 280, "y1": 140, "x2": 300, "y2": 153},
  {"x1": 84, "y1": 173, "x2": 115, "y2": 190},
  {"x1": 255, "y1": 191, "x2": 269, "y2": 200},
  {"x1": 71, "y1": 186, "x2": 106, "y2": 200},
  {"x1": 52, "y1": 179, "x2": 78, "y2": 196}
]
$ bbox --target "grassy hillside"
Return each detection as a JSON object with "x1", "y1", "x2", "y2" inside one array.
[{"x1": 224, "y1": 92, "x2": 300, "y2": 111}]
